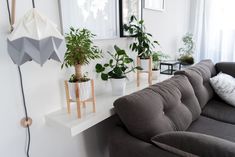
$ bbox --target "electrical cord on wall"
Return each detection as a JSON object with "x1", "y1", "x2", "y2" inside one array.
[
  {"x1": 18, "y1": 66, "x2": 31, "y2": 157},
  {"x1": 6, "y1": 0, "x2": 33, "y2": 157}
]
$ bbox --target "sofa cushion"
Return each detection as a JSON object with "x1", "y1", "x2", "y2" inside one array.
[
  {"x1": 110, "y1": 126, "x2": 179, "y2": 157},
  {"x1": 216, "y1": 62, "x2": 235, "y2": 77},
  {"x1": 114, "y1": 75, "x2": 201, "y2": 142},
  {"x1": 175, "y1": 59, "x2": 216, "y2": 108},
  {"x1": 187, "y1": 116, "x2": 235, "y2": 142},
  {"x1": 210, "y1": 72, "x2": 235, "y2": 106},
  {"x1": 202, "y1": 97, "x2": 235, "y2": 124},
  {"x1": 151, "y1": 131, "x2": 235, "y2": 157}
]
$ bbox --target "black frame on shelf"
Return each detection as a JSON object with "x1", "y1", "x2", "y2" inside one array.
[{"x1": 119, "y1": 0, "x2": 143, "y2": 37}]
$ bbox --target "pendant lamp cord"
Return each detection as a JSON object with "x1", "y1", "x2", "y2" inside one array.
[
  {"x1": 6, "y1": 0, "x2": 13, "y2": 31},
  {"x1": 6, "y1": 0, "x2": 31, "y2": 157},
  {"x1": 18, "y1": 66, "x2": 31, "y2": 157},
  {"x1": 32, "y1": 0, "x2": 35, "y2": 8}
]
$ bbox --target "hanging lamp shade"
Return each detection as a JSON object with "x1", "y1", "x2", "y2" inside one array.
[{"x1": 7, "y1": 8, "x2": 66, "y2": 66}]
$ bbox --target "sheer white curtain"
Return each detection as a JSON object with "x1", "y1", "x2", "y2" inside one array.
[{"x1": 190, "y1": 0, "x2": 235, "y2": 62}]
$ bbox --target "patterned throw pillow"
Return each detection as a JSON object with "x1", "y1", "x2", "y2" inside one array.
[{"x1": 210, "y1": 73, "x2": 235, "y2": 107}]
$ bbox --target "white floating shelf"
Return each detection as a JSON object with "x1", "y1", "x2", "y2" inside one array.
[{"x1": 45, "y1": 75, "x2": 171, "y2": 136}]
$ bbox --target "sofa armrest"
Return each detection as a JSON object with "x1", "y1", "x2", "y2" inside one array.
[
  {"x1": 216, "y1": 62, "x2": 235, "y2": 77},
  {"x1": 109, "y1": 126, "x2": 179, "y2": 157},
  {"x1": 152, "y1": 131, "x2": 235, "y2": 157}
]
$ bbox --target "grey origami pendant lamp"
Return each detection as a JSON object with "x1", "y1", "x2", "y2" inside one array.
[
  {"x1": 6, "y1": 0, "x2": 66, "y2": 156},
  {"x1": 7, "y1": 7, "x2": 66, "y2": 66}
]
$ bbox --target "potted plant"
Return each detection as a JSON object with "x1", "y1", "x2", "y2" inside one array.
[
  {"x1": 178, "y1": 33, "x2": 195, "y2": 65},
  {"x1": 152, "y1": 51, "x2": 168, "y2": 80},
  {"x1": 123, "y1": 15, "x2": 160, "y2": 71},
  {"x1": 95, "y1": 45, "x2": 141, "y2": 96},
  {"x1": 62, "y1": 27, "x2": 102, "y2": 101}
]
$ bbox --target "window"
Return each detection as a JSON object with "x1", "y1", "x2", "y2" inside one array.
[
  {"x1": 59, "y1": 0, "x2": 118, "y2": 39},
  {"x1": 119, "y1": 0, "x2": 142, "y2": 37},
  {"x1": 192, "y1": 0, "x2": 235, "y2": 62}
]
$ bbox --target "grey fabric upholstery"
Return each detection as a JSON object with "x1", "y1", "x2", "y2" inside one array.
[
  {"x1": 109, "y1": 126, "x2": 179, "y2": 157},
  {"x1": 187, "y1": 116, "x2": 235, "y2": 142},
  {"x1": 114, "y1": 75, "x2": 201, "y2": 142},
  {"x1": 202, "y1": 97, "x2": 235, "y2": 124},
  {"x1": 110, "y1": 61, "x2": 235, "y2": 157},
  {"x1": 175, "y1": 59, "x2": 216, "y2": 108},
  {"x1": 151, "y1": 131, "x2": 235, "y2": 157},
  {"x1": 216, "y1": 62, "x2": 235, "y2": 77}
]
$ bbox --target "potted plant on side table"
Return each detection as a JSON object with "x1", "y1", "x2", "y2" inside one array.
[
  {"x1": 152, "y1": 51, "x2": 168, "y2": 80},
  {"x1": 178, "y1": 33, "x2": 195, "y2": 66},
  {"x1": 95, "y1": 45, "x2": 141, "y2": 96},
  {"x1": 123, "y1": 15, "x2": 160, "y2": 71},
  {"x1": 62, "y1": 27, "x2": 102, "y2": 113}
]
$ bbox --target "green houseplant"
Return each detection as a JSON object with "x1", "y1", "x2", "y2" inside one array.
[
  {"x1": 95, "y1": 45, "x2": 141, "y2": 95},
  {"x1": 152, "y1": 51, "x2": 168, "y2": 70},
  {"x1": 62, "y1": 27, "x2": 102, "y2": 100},
  {"x1": 152, "y1": 51, "x2": 168, "y2": 80},
  {"x1": 124, "y1": 15, "x2": 160, "y2": 71},
  {"x1": 178, "y1": 33, "x2": 195, "y2": 65}
]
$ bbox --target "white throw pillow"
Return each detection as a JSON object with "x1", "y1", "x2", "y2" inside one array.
[{"x1": 210, "y1": 73, "x2": 235, "y2": 107}]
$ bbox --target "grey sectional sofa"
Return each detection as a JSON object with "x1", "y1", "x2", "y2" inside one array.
[{"x1": 109, "y1": 60, "x2": 235, "y2": 157}]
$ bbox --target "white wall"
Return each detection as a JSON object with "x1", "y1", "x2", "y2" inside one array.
[
  {"x1": 144, "y1": 0, "x2": 191, "y2": 59},
  {"x1": 0, "y1": 0, "x2": 190, "y2": 157}
]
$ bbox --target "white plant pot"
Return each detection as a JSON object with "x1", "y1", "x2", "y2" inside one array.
[
  {"x1": 152, "y1": 69, "x2": 160, "y2": 80},
  {"x1": 68, "y1": 80, "x2": 92, "y2": 101},
  {"x1": 140, "y1": 59, "x2": 150, "y2": 71},
  {"x1": 110, "y1": 78, "x2": 126, "y2": 96}
]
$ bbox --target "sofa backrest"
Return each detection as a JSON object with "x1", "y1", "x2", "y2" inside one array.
[
  {"x1": 216, "y1": 62, "x2": 235, "y2": 77},
  {"x1": 114, "y1": 75, "x2": 201, "y2": 142},
  {"x1": 175, "y1": 60, "x2": 216, "y2": 109}
]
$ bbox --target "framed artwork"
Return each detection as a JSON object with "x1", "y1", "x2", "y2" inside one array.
[
  {"x1": 144, "y1": 0, "x2": 165, "y2": 11},
  {"x1": 58, "y1": 0, "x2": 118, "y2": 40},
  {"x1": 119, "y1": 0, "x2": 143, "y2": 37}
]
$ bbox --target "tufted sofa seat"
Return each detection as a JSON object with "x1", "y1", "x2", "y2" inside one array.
[
  {"x1": 110, "y1": 60, "x2": 235, "y2": 157},
  {"x1": 114, "y1": 75, "x2": 201, "y2": 142},
  {"x1": 175, "y1": 60, "x2": 217, "y2": 108},
  {"x1": 175, "y1": 60, "x2": 235, "y2": 124}
]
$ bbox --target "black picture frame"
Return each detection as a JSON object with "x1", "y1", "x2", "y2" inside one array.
[{"x1": 119, "y1": 0, "x2": 143, "y2": 37}]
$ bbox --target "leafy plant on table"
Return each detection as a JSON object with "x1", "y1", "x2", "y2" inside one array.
[
  {"x1": 178, "y1": 33, "x2": 195, "y2": 65},
  {"x1": 61, "y1": 27, "x2": 102, "y2": 82},
  {"x1": 152, "y1": 51, "x2": 169, "y2": 70},
  {"x1": 123, "y1": 15, "x2": 160, "y2": 59},
  {"x1": 95, "y1": 45, "x2": 142, "y2": 81}
]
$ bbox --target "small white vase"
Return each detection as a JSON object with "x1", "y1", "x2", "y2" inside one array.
[
  {"x1": 140, "y1": 58, "x2": 150, "y2": 71},
  {"x1": 68, "y1": 80, "x2": 92, "y2": 101},
  {"x1": 110, "y1": 78, "x2": 126, "y2": 96},
  {"x1": 152, "y1": 69, "x2": 160, "y2": 80}
]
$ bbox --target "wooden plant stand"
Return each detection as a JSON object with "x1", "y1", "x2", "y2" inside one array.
[
  {"x1": 64, "y1": 79, "x2": 96, "y2": 119},
  {"x1": 137, "y1": 57, "x2": 153, "y2": 87}
]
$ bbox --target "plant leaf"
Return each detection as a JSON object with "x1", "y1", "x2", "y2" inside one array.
[
  {"x1": 113, "y1": 67, "x2": 123, "y2": 76},
  {"x1": 95, "y1": 64, "x2": 104, "y2": 73},
  {"x1": 101, "y1": 73, "x2": 109, "y2": 81},
  {"x1": 136, "y1": 66, "x2": 143, "y2": 70},
  {"x1": 124, "y1": 58, "x2": 133, "y2": 63}
]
